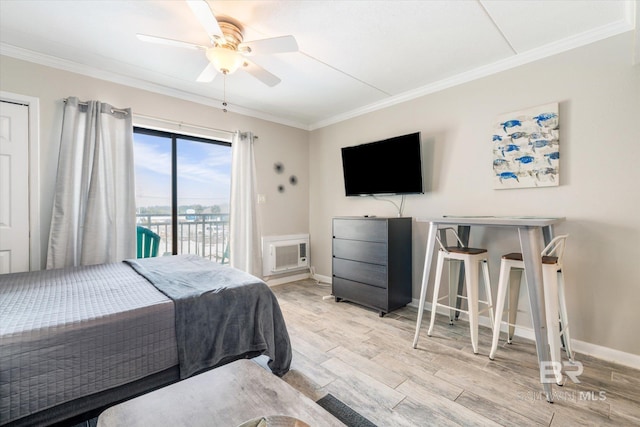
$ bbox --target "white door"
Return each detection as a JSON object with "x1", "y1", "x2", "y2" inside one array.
[{"x1": 0, "y1": 101, "x2": 30, "y2": 273}]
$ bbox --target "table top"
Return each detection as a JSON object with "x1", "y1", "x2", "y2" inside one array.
[
  {"x1": 97, "y1": 359, "x2": 342, "y2": 427},
  {"x1": 417, "y1": 215, "x2": 565, "y2": 227}
]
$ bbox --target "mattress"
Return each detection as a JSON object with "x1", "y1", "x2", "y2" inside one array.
[{"x1": 0, "y1": 262, "x2": 179, "y2": 425}]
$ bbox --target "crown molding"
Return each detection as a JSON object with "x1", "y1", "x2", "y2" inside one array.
[
  {"x1": 309, "y1": 19, "x2": 635, "y2": 131},
  {"x1": 0, "y1": 43, "x2": 310, "y2": 131}
]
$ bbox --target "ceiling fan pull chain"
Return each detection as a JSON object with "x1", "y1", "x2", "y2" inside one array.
[{"x1": 222, "y1": 71, "x2": 228, "y2": 113}]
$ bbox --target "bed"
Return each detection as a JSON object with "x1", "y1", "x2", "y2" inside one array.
[{"x1": 0, "y1": 254, "x2": 292, "y2": 427}]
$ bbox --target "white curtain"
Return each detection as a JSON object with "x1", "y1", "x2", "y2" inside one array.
[
  {"x1": 229, "y1": 131, "x2": 262, "y2": 276},
  {"x1": 46, "y1": 97, "x2": 136, "y2": 268}
]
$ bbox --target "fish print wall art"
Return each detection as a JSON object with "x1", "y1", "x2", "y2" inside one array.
[{"x1": 492, "y1": 102, "x2": 559, "y2": 189}]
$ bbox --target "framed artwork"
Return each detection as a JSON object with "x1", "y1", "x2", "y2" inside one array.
[{"x1": 492, "y1": 102, "x2": 559, "y2": 189}]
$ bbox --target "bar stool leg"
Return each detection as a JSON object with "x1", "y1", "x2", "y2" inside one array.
[
  {"x1": 507, "y1": 269, "x2": 523, "y2": 343},
  {"x1": 481, "y1": 259, "x2": 495, "y2": 330},
  {"x1": 490, "y1": 260, "x2": 512, "y2": 360},
  {"x1": 557, "y1": 270, "x2": 574, "y2": 361},
  {"x1": 427, "y1": 251, "x2": 446, "y2": 337},
  {"x1": 466, "y1": 258, "x2": 480, "y2": 354},
  {"x1": 448, "y1": 261, "x2": 460, "y2": 325},
  {"x1": 413, "y1": 261, "x2": 431, "y2": 348},
  {"x1": 542, "y1": 265, "x2": 563, "y2": 385}
]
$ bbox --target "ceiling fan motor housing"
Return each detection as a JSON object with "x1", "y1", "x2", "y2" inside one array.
[{"x1": 216, "y1": 21, "x2": 244, "y2": 51}]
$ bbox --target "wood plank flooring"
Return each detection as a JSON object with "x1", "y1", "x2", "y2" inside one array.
[{"x1": 272, "y1": 280, "x2": 640, "y2": 426}]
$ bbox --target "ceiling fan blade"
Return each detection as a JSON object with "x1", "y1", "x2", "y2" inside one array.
[
  {"x1": 239, "y1": 35, "x2": 298, "y2": 55},
  {"x1": 186, "y1": 0, "x2": 224, "y2": 40},
  {"x1": 196, "y1": 63, "x2": 217, "y2": 82},
  {"x1": 136, "y1": 34, "x2": 205, "y2": 50},
  {"x1": 241, "y1": 60, "x2": 281, "y2": 87}
]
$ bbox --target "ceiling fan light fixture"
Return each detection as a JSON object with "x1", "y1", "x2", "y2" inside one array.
[
  {"x1": 139, "y1": 3, "x2": 296, "y2": 86},
  {"x1": 206, "y1": 47, "x2": 243, "y2": 74}
]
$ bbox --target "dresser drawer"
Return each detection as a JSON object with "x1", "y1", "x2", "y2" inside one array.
[
  {"x1": 332, "y1": 277, "x2": 387, "y2": 310},
  {"x1": 333, "y1": 239, "x2": 387, "y2": 265},
  {"x1": 333, "y1": 258, "x2": 387, "y2": 289},
  {"x1": 333, "y1": 218, "x2": 387, "y2": 242},
  {"x1": 331, "y1": 216, "x2": 412, "y2": 316}
]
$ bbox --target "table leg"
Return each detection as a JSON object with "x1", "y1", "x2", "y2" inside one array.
[
  {"x1": 413, "y1": 222, "x2": 438, "y2": 348},
  {"x1": 519, "y1": 227, "x2": 554, "y2": 403},
  {"x1": 542, "y1": 225, "x2": 554, "y2": 246}
]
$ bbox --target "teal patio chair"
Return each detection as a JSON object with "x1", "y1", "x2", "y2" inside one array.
[
  {"x1": 137, "y1": 226, "x2": 161, "y2": 258},
  {"x1": 220, "y1": 242, "x2": 230, "y2": 264}
]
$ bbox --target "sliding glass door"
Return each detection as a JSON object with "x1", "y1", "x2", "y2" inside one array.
[{"x1": 133, "y1": 127, "x2": 231, "y2": 262}]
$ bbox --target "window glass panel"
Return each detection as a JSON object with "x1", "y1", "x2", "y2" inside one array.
[
  {"x1": 133, "y1": 132, "x2": 172, "y2": 255},
  {"x1": 176, "y1": 138, "x2": 231, "y2": 261}
]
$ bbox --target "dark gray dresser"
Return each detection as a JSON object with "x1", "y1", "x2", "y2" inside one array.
[{"x1": 332, "y1": 217, "x2": 412, "y2": 316}]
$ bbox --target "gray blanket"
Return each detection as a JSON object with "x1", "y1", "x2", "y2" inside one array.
[{"x1": 125, "y1": 255, "x2": 292, "y2": 378}]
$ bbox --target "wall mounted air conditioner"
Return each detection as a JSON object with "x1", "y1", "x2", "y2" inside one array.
[{"x1": 262, "y1": 234, "x2": 309, "y2": 277}]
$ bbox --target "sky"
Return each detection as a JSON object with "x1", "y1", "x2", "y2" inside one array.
[{"x1": 133, "y1": 133, "x2": 231, "y2": 210}]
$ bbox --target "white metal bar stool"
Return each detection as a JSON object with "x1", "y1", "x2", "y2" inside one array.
[
  {"x1": 489, "y1": 235, "x2": 572, "y2": 384},
  {"x1": 425, "y1": 228, "x2": 495, "y2": 354}
]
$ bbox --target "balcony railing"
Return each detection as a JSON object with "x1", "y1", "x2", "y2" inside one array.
[{"x1": 136, "y1": 213, "x2": 229, "y2": 264}]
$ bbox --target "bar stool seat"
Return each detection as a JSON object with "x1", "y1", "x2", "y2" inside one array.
[
  {"x1": 490, "y1": 235, "x2": 572, "y2": 384},
  {"x1": 501, "y1": 252, "x2": 560, "y2": 264},
  {"x1": 420, "y1": 228, "x2": 495, "y2": 354}
]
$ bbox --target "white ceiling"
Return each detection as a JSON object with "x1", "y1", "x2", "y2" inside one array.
[{"x1": 0, "y1": 1, "x2": 636, "y2": 130}]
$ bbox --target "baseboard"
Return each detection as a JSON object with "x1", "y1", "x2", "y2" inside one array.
[
  {"x1": 570, "y1": 340, "x2": 640, "y2": 370},
  {"x1": 265, "y1": 272, "x2": 311, "y2": 287},
  {"x1": 266, "y1": 271, "x2": 332, "y2": 288},
  {"x1": 313, "y1": 274, "x2": 332, "y2": 285},
  {"x1": 410, "y1": 298, "x2": 640, "y2": 370}
]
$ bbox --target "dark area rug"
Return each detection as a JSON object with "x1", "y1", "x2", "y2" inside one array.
[
  {"x1": 316, "y1": 393, "x2": 377, "y2": 427},
  {"x1": 69, "y1": 418, "x2": 97, "y2": 427}
]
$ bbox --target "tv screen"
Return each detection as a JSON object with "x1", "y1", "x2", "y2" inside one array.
[{"x1": 341, "y1": 132, "x2": 424, "y2": 196}]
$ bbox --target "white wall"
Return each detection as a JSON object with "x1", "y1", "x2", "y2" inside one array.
[
  {"x1": 0, "y1": 56, "x2": 310, "y2": 270},
  {"x1": 309, "y1": 33, "x2": 640, "y2": 357}
]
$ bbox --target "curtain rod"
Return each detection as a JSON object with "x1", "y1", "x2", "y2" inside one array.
[
  {"x1": 63, "y1": 99, "x2": 258, "y2": 140},
  {"x1": 133, "y1": 113, "x2": 258, "y2": 140},
  {"x1": 133, "y1": 113, "x2": 233, "y2": 136},
  {"x1": 63, "y1": 97, "x2": 129, "y2": 115}
]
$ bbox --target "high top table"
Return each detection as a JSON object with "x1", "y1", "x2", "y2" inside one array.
[{"x1": 412, "y1": 216, "x2": 565, "y2": 402}]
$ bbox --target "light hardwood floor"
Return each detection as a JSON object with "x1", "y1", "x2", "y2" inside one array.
[{"x1": 272, "y1": 280, "x2": 640, "y2": 427}]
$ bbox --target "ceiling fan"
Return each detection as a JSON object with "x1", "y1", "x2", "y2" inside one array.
[{"x1": 137, "y1": 0, "x2": 298, "y2": 87}]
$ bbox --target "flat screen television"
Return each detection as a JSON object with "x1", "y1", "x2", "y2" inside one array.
[{"x1": 341, "y1": 132, "x2": 424, "y2": 196}]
